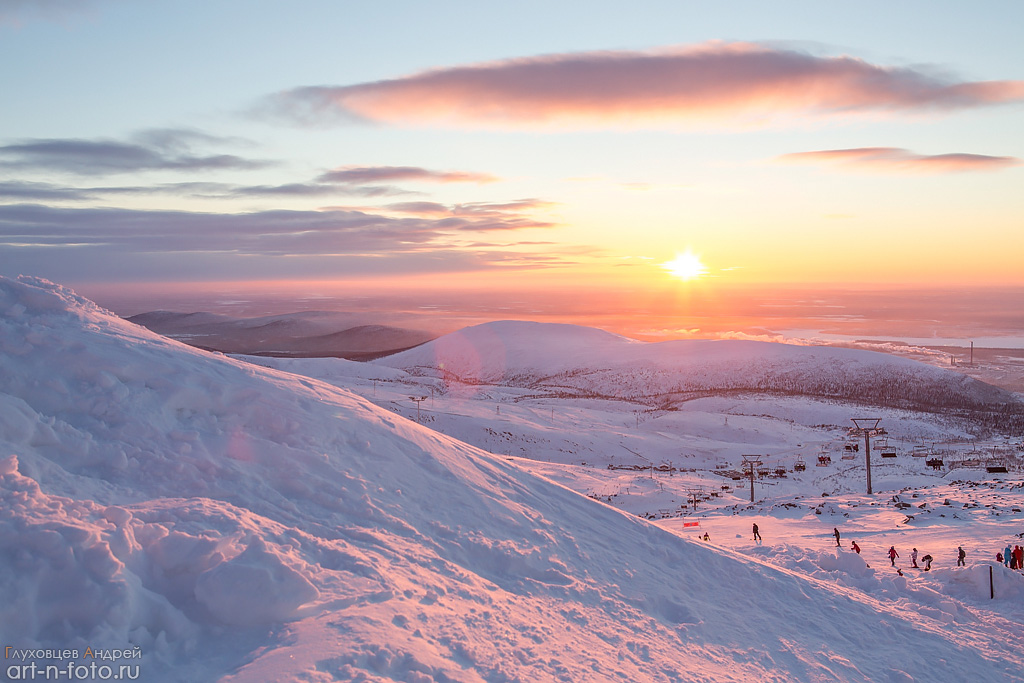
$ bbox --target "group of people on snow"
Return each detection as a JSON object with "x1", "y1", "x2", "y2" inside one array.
[
  {"x1": 747, "y1": 523, "x2": 1024, "y2": 574},
  {"x1": 873, "y1": 544, "x2": 935, "y2": 570},
  {"x1": 997, "y1": 544, "x2": 1024, "y2": 569},
  {"x1": 863, "y1": 542, "x2": 1024, "y2": 572}
]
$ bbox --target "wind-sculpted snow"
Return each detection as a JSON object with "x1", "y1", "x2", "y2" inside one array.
[
  {"x1": 2, "y1": 276, "x2": 1023, "y2": 681},
  {"x1": 378, "y1": 320, "x2": 1017, "y2": 414}
]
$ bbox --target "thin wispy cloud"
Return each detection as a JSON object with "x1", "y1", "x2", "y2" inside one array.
[
  {"x1": 261, "y1": 41, "x2": 1024, "y2": 130},
  {"x1": 0, "y1": 181, "x2": 94, "y2": 201},
  {"x1": 0, "y1": 162, "x2": 502, "y2": 202},
  {"x1": 317, "y1": 165, "x2": 498, "y2": 184},
  {"x1": 0, "y1": 180, "x2": 238, "y2": 201},
  {"x1": 196, "y1": 165, "x2": 497, "y2": 198},
  {"x1": 226, "y1": 182, "x2": 412, "y2": 199},
  {"x1": 0, "y1": 202, "x2": 562, "y2": 280},
  {"x1": 385, "y1": 201, "x2": 450, "y2": 215},
  {"x1": 0, "y1": 200, "x2": 555, "y2": 255},
  {"x1": 0, "y1": 129, "x2": 272, "y2": 175},
  {"x1": 777, "y1": 147, "x2": 1020, "y2": 173},
  {"x1": 384, "y1": 199, "x2": 557, "y2": 230}
]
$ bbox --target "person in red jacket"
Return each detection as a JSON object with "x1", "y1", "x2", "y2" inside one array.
[{"x1": 888, "y1": 546, "x2": 899, "y2": 566}]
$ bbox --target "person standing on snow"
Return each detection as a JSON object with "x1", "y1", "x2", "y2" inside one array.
[
  {"x1": 1014, "y1": 545, "x2": 1023, "y2": 570},
  {"x1": 911, "y1": 548, "x2": 919, "y2": 568},
  {"x1": 1004, "y1": 544, "x2": 1013, "y2": 567},
  {"x1": 833, "y1": 528, "x2": 841, "y2": 547},
  {"x1": 888, "y1": 546, "x2": 899, "y2": 566},
  {"x1": 752, "y1": 523, "x2": 762, "y2": 542},
  {"x1": 922, "y1": 553, "x2": 933, "y2": 571},
  {"x1": 957, "y1": 546, "x2": 966, "y2": 567}
]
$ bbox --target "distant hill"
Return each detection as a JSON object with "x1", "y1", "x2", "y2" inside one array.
[
  {"x1": 377, "y1": 320, "x2": 1021, "y2": 420},
  {"x1": 127, "y1": 310, "x2": 435, "y2": 359}
]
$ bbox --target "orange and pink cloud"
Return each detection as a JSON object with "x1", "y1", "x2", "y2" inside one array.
[
  {"x1": 263, "y1": 42, "x2": 1024, "y2": 130},
  {"x1": 777, "y1": 147, "x2": 1020, "y2": 173},
  {"x1": 384, "y1": 198, "x2": 557, "y2": 231}
]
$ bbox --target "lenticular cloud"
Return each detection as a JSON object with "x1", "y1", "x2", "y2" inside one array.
[
  {"x1": 264, "y1": 42, "x2": 1024, "y2": 130},
  {"x1": 777, "y1": 147, "x2": 1020, "y2": 174}
]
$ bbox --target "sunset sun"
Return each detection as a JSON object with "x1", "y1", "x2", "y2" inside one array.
[{"x1": 661, "y1": 251, "x2": 707, "y2": 280}]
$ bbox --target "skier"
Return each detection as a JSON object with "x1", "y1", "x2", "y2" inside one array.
[
  {"x1": 921, "y1": 553, "x2": 933, "y2": 571},
  {"x1": 888, "y1": 546, "x2": 899, "y2": 567},
  {"x1": 911, "y1": 548, "x2": 919, "y2": 568},
  {"x1": 752, "y1": 523, "x2": 762, "y2": 542},
  {"x1": 957, "y1": 546, "x2": 966, "y2": 567},
  {"x1": 850, "y1": 541, "x2": 861, "y2": 554},
  {"x1": 833, "y1": 527, "x2": 841, "y2": 547}
]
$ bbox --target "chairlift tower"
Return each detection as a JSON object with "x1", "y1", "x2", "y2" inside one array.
[
  {"x1": 409, "y1": 396, "x2": 427, "y2": 422},
  {"x1": 850, "y1": 418, "x2": 885, "y2": 494},
  {"x1": 741, "y1": 454, "x2": 762, "y2": 503}
]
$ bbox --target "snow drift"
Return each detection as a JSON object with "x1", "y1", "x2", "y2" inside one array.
[{"x1": 1, "y1": 276, "x2": 1021, "y2": 681}]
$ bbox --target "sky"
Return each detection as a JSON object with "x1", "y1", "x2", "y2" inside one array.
[{"x1": 1, "y1": 0, "x2": 1023, "y2": 338}]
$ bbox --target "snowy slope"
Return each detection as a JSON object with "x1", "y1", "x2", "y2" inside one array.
[
  {"x1": 376, "y1": 321, "x2": 1015, "y2": 412},
  {"x1": 2, "y1": 276, "x2": 1023, "y2": 682}
]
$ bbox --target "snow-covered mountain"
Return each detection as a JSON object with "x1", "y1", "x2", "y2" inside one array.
[
  {"x1": 2, "y1": 276, "x2": 1022, "y2": 681},
  {"x1": 377, "y1": 320, "x2": 1017, "y2": 414}
]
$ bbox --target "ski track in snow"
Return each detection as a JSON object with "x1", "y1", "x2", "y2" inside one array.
[{"x1": 2, "y1": 275, "x2": 1024, "y2": 682}]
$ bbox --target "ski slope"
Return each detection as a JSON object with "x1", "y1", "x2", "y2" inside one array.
[{"x1": 2, "y1": 275, "x2": 1023, "y2": 682}]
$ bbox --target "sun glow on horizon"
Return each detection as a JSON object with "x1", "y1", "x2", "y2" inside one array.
[{"x1": 660, "y1": 251, "x2": 707, "y2": 281}]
